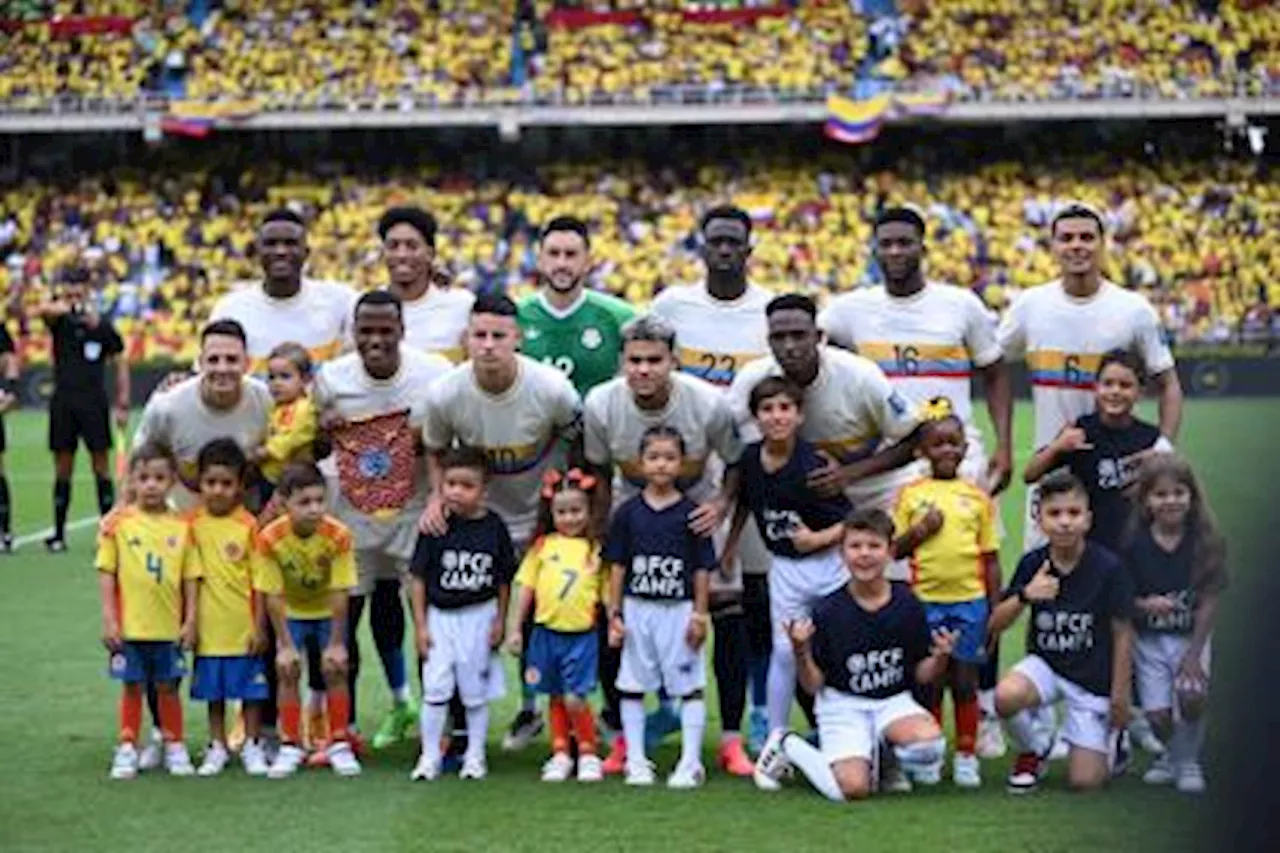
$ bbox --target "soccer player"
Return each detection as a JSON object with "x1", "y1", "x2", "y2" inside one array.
[
  {"x1": 210, "y1": 208, "x2": 358, "y2": 373},
  {"x1": 752, "y1": 509, "x2": 951, "y2": 801},
  {"x1": 188, "y1": 439, "x2": 270, "y2": 777},
  {"x1": 409, "y1": 446, "x2": 515, "y2": 781},
  {"x1": 892, "y1": 409, "x2": 1001, "y2": 787},
  {"x1": 36, "y1": 268, "x2": 129, "y2": 552},
  {"x1": 0, "y1": 319, "x2": 18, "y2": 552},
  {"x1": 583, "y1": 314, "x2": 749, "y2": 775},
  {"x1": 990, "y1": 471, "x2": 1135, "y2": 794},
  {"x1": 518, "y1": 215, "x2": 635, "y2": 396},
  {"x1": 133, "y1": 319, "x2": 273, "y2": 507},
  {"x1": 605, "y1": 426, "x2": 714, "y2": 789},
  {"x1": 379, "y1": 205, "x2": 474, "y2": 362},
  {"x1": 312, "y1": 290, "x2": 452, "y2": 750},
  {"x1": 99, "y1": 443, "x2": 199, "y2": 780},
  {"x1": 256, "y1": 463, "x2": 361, "y2": 778},
  {"x1": 420, "y1": 292, "x2": 583, "y2": 750}
]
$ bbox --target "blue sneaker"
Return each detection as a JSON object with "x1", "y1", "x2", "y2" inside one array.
[
  {"x1": 748, "y1": 708, "x2": 768, "y2": 755},
  {"x1": 644, "y1": 704, "x2": 681, "y2": 752}
]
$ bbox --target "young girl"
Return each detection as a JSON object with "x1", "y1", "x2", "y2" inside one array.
[
  {"x1": 1023, "y1": 349, "x2": 1173, "y2": 553},
  {"x1": 1125, "y1": 455, "x2": 1226, "y2": 795},
  {"x1": 508, "y1": 467, "x2": 607, "y2": 783},
  {"x1": 605, "y1": 426, "x2": 714, "y2": 789},
  {"x1": 255, "y1": 342, "x2": 318, "y2": 511}
]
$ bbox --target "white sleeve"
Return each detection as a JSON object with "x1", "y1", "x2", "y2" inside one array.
[
  {"x1": 582, "y1": 391, "x2": 611, "y2": 467},
  {"x1": 708, "y1": 396, "x2": 745, "y2": 466},
  {"x1": 863, "y1": 364, "x2": 920, "y2": 442},
  {"x1": 1131, "y1": 299, "x2": 1176, "y2": 376},
  {"x1": 310, "y1": 364, "x2": 335, "y2": 411},
  {"x1": 549, "y1": 373, "x2": 584, "y2": 441},
  {"x1": 817, "y1": 301, "x2": 853, "y2": 350},
  {"x1": 995, "y1": 292, "x2": 1028, "y2": 362},
  {"x1": 132, "y1": 392, "x2": 168, "y2": 451},
  {"x1": 420, "y1": 383, "x2": 454, "y2": 452},
  {"x1": 725, "y1": 368, "x2": 760, "y2": 443},
  {"x1": 963, "y1": 292, "x2": 1002, "y2": 368}
]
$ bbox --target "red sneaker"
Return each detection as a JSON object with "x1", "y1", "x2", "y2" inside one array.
[
  {"x1": 718, "y1": 735, "x2": 754, "y2": 777},
  {"x1": 1007, "y1": 751, "x2": 1046, "y2": 794},
  {"x1": 601, "y1": 735, "x2": 627, "y2": 776}
]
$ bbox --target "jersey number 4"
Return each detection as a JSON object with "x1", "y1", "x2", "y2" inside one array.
[{"x1": 145, "y1": 553, "x2": 164, "y2": 584}]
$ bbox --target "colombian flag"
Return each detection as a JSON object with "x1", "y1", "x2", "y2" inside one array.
[{"x1": 823, "y1": 94, "x2": 892, "y2": 145}]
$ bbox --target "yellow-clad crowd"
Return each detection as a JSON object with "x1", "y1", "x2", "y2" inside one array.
[{"x1": 2, "y1": 146, "x2": 1274, "y2": 364}]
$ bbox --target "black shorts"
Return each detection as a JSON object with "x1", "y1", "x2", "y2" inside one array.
[
  {"x1": 49, "y1": 394, "x2": 111, "y2": 454},
  {"x1": 0, "y1": 417, "x2": 6, "y2": 454}
]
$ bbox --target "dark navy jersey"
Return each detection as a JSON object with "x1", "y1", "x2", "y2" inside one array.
[
  {"x1": 1005, "y1": 543, "x2": 1134, "y2": 697},
  {"x1": 411, "y1": 511, "x2": 516, "y2": 609},
  {"x1": 602, "y1": 493, "x2": 716, "y2": 601},
  {"x1": 810, "y1": 581, "x2": 929, "y2": 700},
  {"x1": 739, "y1": 439, "x2": 852, "y2": 559},
  {"x1": 1123, "y1": 527, "x2": 1197, "y2": 635}
]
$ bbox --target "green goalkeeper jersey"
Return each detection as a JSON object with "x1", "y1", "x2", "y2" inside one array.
[{"x1": 517, "y1": 289, "x2": 636, "y2": 396}]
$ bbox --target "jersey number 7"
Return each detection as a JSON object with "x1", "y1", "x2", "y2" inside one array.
[{"x1": 559, "y1": 569, "x2": 579, "y2": 600}]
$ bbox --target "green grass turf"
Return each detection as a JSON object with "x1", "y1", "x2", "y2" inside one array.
[{"x1": 2, "y1": 399, "x2": 1265, "y2": 853}]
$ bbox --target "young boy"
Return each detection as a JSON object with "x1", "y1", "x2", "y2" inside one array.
[
  {"x1": 990, "y1": 470, "x2": 1135, "y2": 794},
  {"x1": 892, "y1": 408, "x2": 1001, "y2": 788},
  {"x1": 188, "y1": 438, "x2": 271, "y2": 776},
  {"x1": 409, "y1": 446, "x2": 514, "y2": 782},
  {"x1": 256, "y1": 462, "x2": 361, "y2": 779},
  {"x1": 727, "y1": 377, "x2": 851, "y2": 759},
  {"x1": 753, "y1": 509, "x2": 952, "y2": 801},
  {"x1": 98, "y1": 443, "x2": 201, "y2": 780}
]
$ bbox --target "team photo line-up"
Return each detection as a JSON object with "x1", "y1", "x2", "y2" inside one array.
[{"x1": 44, "y1": 198, "x2": 1219, "y2": 800}]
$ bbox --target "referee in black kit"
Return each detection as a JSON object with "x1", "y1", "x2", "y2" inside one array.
[{"x1": 35, "y1": 268, "x2": 129, "y2": 552}]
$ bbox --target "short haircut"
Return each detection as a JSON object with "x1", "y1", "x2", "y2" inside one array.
[
  {"x1": 874, "y1": 205, "x2": 926, "y2": 237},
  {"x1": 130, "y1": 441, "x2": 176, "y2": 471},
  {"x1": 540, "y1": 215, "x2": 590, "y2": 248},
  {"x1": 620, "y1": 314, "x2": 677, "y2": 353},
  {"x1": 749, "y1": 376, "x2": 805, "y2": 414},
  {"x1": 439, "y1": 445, "x2": 489, "y2": 480},
  {"x1": 377, "y1": 206, "x2": 437, "y2": 247},
  {"x1": 278, "y1": 462, "x2": 326, "y2": 497},
  {"x1": 201, "y1": 318, "x2": 247, "y2": 346},
  {"x1": 471, "y1": 292, "x2": 518, "y2": 319},
  {"x1": 639, "y1": 424, "x2": 685, "y2": 456},
  {"x1": 1096, "y1": 348, "x2": 1146, "y2": 384},
  {"x1": 765, "y1": 292, "x2": 818, "y2": 320},
  {"x1": 261, "y1": 207, "x2": 307, "y2": 229},
  {"x1": 197, "y1": 437, "x2": 249, "y2": 479},
  {"x1": 1038, "y1": 469, "x2": 1089, "y2": 505},
  {"x1": 699, "y1": 205, "x2": 752, "y2": 239},
  {"x1": 267, "y1": 341, "x2": 313, "y2": 379},
  {"x1": 355, "y1": 288, "x2": 404, "y2": 320},
  {"x1": 1050, "y1": 202, "x2": 1104, "y2": 237},
  {"x1": 843, "y1": 508, "x2": 895, "y2": 542}
]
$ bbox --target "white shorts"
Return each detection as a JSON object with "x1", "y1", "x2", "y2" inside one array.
[
  {"x1": 354, "y1": 548, "x2": 409, "y2": 597},
  {"x1": 815, "y1": 688, "x2": 930, "y2": 763},
  {"x1": 421, "y1": 600, "x2": 506, "y2": 706},
  {"x1": 1013, "y1": 655, "x2": 1110, "y2": 754},
  {"x1": 769, "y1": 549, "x2": 849, "y2": 644},
  {"x1": 616, "y1": 598, "x2": 707, "y2": 697},
  {"x1": 1134, "y1": 633, "x2": 1212, "y2": 714}
]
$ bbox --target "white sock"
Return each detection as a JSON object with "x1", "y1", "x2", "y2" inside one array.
[
  {"x1": 420, "y1": 702, "x2": 447, "y2": 767},
  {"x1": 766, "y1": 641, "x2": 797, "y2": 733},
  {"x1": 1006, "y1": 708, "x2": 1051, "y2": 755},
  {"x1": 621, "y1": 698, "x2": 647, "y2": 768},
  {"x1": 782, "y1": 732, "x2": 844, "y2": 802},
  {"x1": 464, "y1": 703, "x2": 489, "y2": 764},
  {"x1": 1170, "y1": 716, "x2": 1206, "y2": 767},
  {"x1": 978, "y1": 689, "x2": 996, "y2": 718},
  {"x1": 679, "y1": 699, "x2": 705, "y2": 768},
  {"x1": 393, "y1": 684, "x2": 412, "y2": 704}
]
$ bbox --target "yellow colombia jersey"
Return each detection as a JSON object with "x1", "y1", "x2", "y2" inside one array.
[
  {"x1": 96, "y1": 507, "x2": 200, "y2": 642},
  {"x1": 515, "y1": 534, "x2": 605, "y2": 633},
  {"x1": 254, "y1": 514, "x2": 356, "y2": 620},
  {"x1": 893, "y1": 477, "x2": 999, "y2": 604},
  {"x1": 261, "y1": 395, "x2": 318, "y2": 484},
  {"x1": 189, "y1": 506, "x2": 266, "y2": 657}
]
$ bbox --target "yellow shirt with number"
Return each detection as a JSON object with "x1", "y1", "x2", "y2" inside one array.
[
  {"x1": 190, "y1": 506, "x2": 267, "y2": 656},
  {"x1": 254, "y1": 514, "x2": 356, "y2": 620},
  {"x1": 893, "y1": 477, "x2": 999, "y2": 604},
  {"x1": 96, "y1": 507, "x2": 201, "y2": 641},
  {"x1": 515, "y1": 534, "x2": 605, "y2": 633}
]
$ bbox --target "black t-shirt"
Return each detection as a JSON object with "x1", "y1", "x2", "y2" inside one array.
[
  {"x1": 1060, "y1": 413, "x2": 1166, "y2": 552},
  {"x1": 1005, "y1": 543, "x2": 1134, "y2": 697},
  {"x1": 739, "y1": 439, "x2": 852, "y2": 560},
  {"x1": 810, "y1": 581, "x2": 929, "y2": 700},
  {"x1": 410, "y1": 511, "x2": 516, "y2": 609},
  {"x1": 48, "y1": 312, "x2": 124, "y2": 397},
  {"x1": 1122, "y1": 527, "x2": 1196, "y2": 635},
  {"x1": 602, "y1": 493, "x2": 715, "y2": 601},
  {"x1": 0, "y1": 324, "x2": 13, "y2": 359}
]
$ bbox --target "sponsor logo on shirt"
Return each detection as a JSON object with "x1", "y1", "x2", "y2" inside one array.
[{"x1": 845, "y1": 647, "x2": 906, "y2": 694}]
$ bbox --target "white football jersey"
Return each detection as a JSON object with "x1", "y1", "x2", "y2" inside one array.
[
  {"x1": 584, "y1": 371, "x2": 743, "y2": 505},
  {"x1": 649, "y1": 283, "x2": 772, "y2": 388},
  {"x1": 997, "y1": 279, "x2": 1174, "y2": 448},
  {"x1": 312, "y1": 347, "x2": 452, "y2": 551},
  {"x1": 422, "y1": 355, "x2": 583, "y2": 546},
  {"x1": 210, "y1": 278, "x2": 358, "y2": 373},
  {"x1": 399, "y1": 287, "x2": 474, "y2": 363},
  {"x1": 819, "y1": 282, "x2": 1001, "y2": 439}
]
